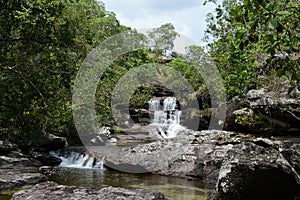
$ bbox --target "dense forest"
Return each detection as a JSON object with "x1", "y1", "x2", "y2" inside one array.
[{"x1": 0, "y1": 0, "x2": 299, "y2": 144}]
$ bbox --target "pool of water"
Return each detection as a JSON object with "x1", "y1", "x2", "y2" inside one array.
[{"x1": 40, "y1": 167, "x2": 212, "y2": 200}]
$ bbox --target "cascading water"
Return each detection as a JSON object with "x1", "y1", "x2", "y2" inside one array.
[
  {"x1": 49, "y1": 150, "x2": 104, "y2": 169},
  {"x1": 148, "y1": 97, "x2": 183, "y2": 139}
]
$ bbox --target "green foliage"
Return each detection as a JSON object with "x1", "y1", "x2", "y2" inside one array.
[
  {"x1": 95, "y1": 49, "x2": 154, "y2": 127},
  {"x1": 204, "y1": 0, "x2": 300, "y2": 98},
  {"x1": 0, "y1": 0, "x2": 123, "y2": 142},
  {"x1": 169, "y1": 58, "x2": 205, "y2": 92},
  {"x1": 147, "y1": 23, "x2": 179, "y2": 55}
]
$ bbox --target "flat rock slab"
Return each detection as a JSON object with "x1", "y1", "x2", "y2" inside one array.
[
  {"x1": 12, "y1": 181, "x2": 166, "y2": 200},
  {"x1": 0, "y1": 169, "x2": 47, "y2": 191},
  {"x1": 0, "y1": 150, "x2": 47, "y2": 191}
]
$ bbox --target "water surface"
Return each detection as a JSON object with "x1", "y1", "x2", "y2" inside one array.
[{"x1": 41, "y1": 167, "x2": 212, "y2": 200}]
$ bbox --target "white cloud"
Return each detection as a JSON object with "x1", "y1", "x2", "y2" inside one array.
[{"x1": 101, "y1": 0, "x2": 216, "y2": 46}]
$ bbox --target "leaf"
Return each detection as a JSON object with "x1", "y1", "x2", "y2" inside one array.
[
  {"x1": 229, "y1": 9, "x2": 238, "y2": 17},
  {"x1": 269, "y1": 18, "x2": 278, "y2": 29},
  {"x1": 277, "y1": 11, "x2": 289, "y2": 15}
]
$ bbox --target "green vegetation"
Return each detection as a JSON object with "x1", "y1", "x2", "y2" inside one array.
[
  {"x1": 147, "y1": 23, "x2": 179, "y2": 55},
  {"x1": 204, "y1": 0, "x2": 300, "y2": 97},
  {"x1": 0, "y1": 0, "x2": 124, "y2": 142},
  {"x1": 1, "y1": 0, "x2": 298, "y2": 143}
]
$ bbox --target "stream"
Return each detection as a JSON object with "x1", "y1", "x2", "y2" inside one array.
[
  {"x1": 40, "y1": 166, "x2": 211, "y2": 200},
  {"x1": 38, "y1": 149, "x2": 212, "y2": 200}
]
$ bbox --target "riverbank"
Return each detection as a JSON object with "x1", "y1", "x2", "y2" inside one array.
[{"x1": 1, "y1": 129, "x2": 299, "y2": 199}]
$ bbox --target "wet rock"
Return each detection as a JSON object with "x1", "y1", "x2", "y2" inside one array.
[
  {"x1": 35, "y1": 134, "x2": 68, "y2": 152},
  {"x1": 29, "y1": 151, "x2": 62, "y2": 166},
  {"x1": 17, "y1": 134, "x2": 69, "y2": 153},
  {"x1": 12, "y1": 181, "x2": 166, "y2": 200}
]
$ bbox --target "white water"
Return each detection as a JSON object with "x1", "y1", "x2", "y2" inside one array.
[
  {"x1": 148, "y1": 99, "x2": 160, "y2": 111},
  {"x1": 50, "y1": 151, "x2": 104, "y2": 169},
  {"x1": 148, "y1": 97, "x2": 183, "y2": 139}
]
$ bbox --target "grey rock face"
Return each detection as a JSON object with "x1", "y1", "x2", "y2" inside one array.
[
  {"x1": 11, "y1": 181, "x2": 166, "y2": 200},
  {"x1": 0, "y1": 147, "x2": 47, "y2": 191},
  {"x1": 225, "y1": 87, "x2": 300, "y2": 134},
  {"x1": 212, "y1": 141, "x2": 300, "y2": 200},
  {"x1": 98, "y1": 130, "x2": 300, "y2": 199},
  {"x1": 280, "y1": 141, "x2": 300, "y2": 175}
]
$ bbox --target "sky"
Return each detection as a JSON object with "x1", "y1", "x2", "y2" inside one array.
[{"x1": 101, "y1": 0, "x2": 217, "y2": 52}]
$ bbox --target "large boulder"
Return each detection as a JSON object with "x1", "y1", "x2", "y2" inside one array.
[
  {"x1": 29, "y1": 134, "x2": 68, "y2": 152},
  {"x1": 213, "y1": 164, "x2": 300, "y2": 200},
  {"x1": 29, "y1": 151, "x2": 62, "y2": 166},
  {"x1": 101, "y1": 130, "x2": 249, "y2": 179},
  {"x1": 211, "y1": 141, "x2": 300, "y2": 199},
  {"x1": 11, "y1": 181, "x2": 166, "y2": 200},
  {"x1": 17, "y1": 134, "x2": 68, "y2": 153},
  {"x1": 0, "y1": 168, "x2": 47, "y2": 191}
]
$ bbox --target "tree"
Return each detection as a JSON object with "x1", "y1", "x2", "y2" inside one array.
[
  {"x1": 0, "y1": 0, "x2": 123, "y2": 143},
  {"x1": 204, "y1": 0, "x2": 300, "y2": 97},
  {"x1": 147, "y1": 23, "x2": 179, "y2": 55}
]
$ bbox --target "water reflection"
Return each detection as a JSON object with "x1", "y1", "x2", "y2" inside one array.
[{"x1": 41, "y1": 167, "x2": 212, "y2": 200}]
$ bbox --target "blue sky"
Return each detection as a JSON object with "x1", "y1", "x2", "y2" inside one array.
[{"x1": 101, "y1": 0, "x2": 216, "y2": 48}]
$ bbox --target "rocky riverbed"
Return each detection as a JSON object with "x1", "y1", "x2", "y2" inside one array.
[
  {"x1": 11, "y1": 181, "x2": 166, "y2": 200},
  {"x1": 90, "y1": 130, "x2": 300, "y2": 199},
  {"x1": 0, "y1": 139, "x2": 167, "y2": 200},
  {"x1": 1, "y1": 129, "x2": 299, "y2": 199}
]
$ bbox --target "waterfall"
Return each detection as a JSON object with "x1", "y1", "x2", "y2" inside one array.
[
  {"x1": 50, "y1": 150, "x2": 104, "y2": 169},
  {"x1": 148, "y1": 97, "x2": 183, "y2": 139},
  {"x1": 163, "y1": 97, "x2": 177, "y2": 111},
  {"x1": 148, "y1": 99, "x2": 160, "y2": 111}
]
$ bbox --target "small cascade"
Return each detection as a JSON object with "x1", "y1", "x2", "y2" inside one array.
[
  {"x1": 148, "y1": 97, "x2": 183, "y2": 139},
  {"x1": 50, "y1": 150, "x2": 104, "y2": 169},
  {"x1": 148, "y1": 99, "x2": 160, "y2": 111}
]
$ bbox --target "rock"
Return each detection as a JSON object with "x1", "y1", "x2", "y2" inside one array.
[
  {"x1": 29, "y1": 151, "x2": 62, "y2": 166},
  {"x1": 0, "y1": 169, "x2": 47, "y2": 191},
  {"x1": 102, "y1": 130, "x2": 248, "y2": 179},
  {"x1": 224, "y1": 87, "x2": 300, "y2": 135},
  {"x1": 247, "y1": 88, "x2": 265, "y2": 101},
  {"x1": 32, "y1": 134, "x2": 68, "y2": 152},
  {"x1": 92, "y1": 130, "x2": 300, "y2": 199},
  {"x1": 212, "y1": 142, "x2": 300, "y2": 200},
  {"x1": 42, "y1": 134, "x2": 68, "y2": 151},
  {"x1": 0, "y1": 140, "x2": 18, "y2": 155},
  {"x1": 0, "y1": 150, "x2": 47, "y2": 191},
  {"x1": 12, "y1": 181, "x2": 166, "y2": 200},
  {"x1": 213, "y1": 164, "x2": 300, "y2": 200},
  {"x1": 279, "y1": 140, "x2": 300, "y2": 175}
]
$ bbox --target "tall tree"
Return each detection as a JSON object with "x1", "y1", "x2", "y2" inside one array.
[
  {"x1": 0, "y1": 0, "x2": 123, "y2": 142},
  {"x1": 147, "y1": 23, "x2": 179, "y2": 55}
]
